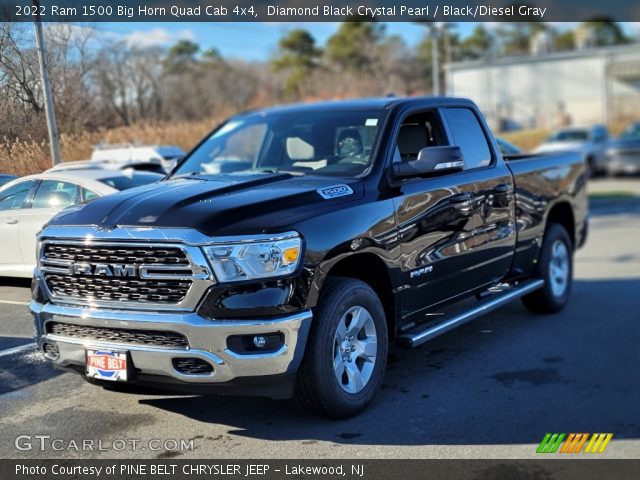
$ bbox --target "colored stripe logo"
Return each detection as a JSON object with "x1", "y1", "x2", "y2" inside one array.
[{"x1": 537, "y1": 433, "x2": 613, "y2": 454}]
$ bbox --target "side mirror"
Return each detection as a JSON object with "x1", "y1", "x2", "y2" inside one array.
[{"x1": 392, "y1": 146, "x2": 465, "y2": 180}]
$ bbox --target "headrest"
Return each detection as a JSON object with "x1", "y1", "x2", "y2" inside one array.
[
  {"x1": 286, "y1": 137, "x2": 314, "y2": 160},
  {"x1": 398, "y1": 124, "x2": 430, "y2": 156}
]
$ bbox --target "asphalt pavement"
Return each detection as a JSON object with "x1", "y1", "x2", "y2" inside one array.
[{"x1": 0, "y1": 180, "x2": 638, "y2": 459}]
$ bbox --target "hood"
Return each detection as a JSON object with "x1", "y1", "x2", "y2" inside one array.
[
  {"x1": 533, "y1": 141, "x2": 587, "y2": 154},
  {"x1": 47, "y1": 172, "x2": 363, "y2": 236}
]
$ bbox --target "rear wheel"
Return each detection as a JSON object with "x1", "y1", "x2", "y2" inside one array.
[
  {"x1": 522, "y1": 223, "x2": 573, "y2": 314},
  {"x1": 296, "y1": 277, "x2": 388, "y2": 419}
]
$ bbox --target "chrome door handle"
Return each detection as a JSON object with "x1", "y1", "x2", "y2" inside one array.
[{"x1": 5, "y1": 218, "x2": 18, "y2": 225}]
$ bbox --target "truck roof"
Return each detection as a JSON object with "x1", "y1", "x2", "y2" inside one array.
[{"x1": 241, "y1": 96, "x2": 476, "y2": 117}]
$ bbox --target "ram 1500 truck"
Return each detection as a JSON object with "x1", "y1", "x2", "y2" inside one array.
[{"x1": 31, "y1": 97, "x2": 588, "y2": 418}]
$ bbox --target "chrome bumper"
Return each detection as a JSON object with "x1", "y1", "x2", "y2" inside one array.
[{"x1": 31, "y1": 301, "x2": 312, "y2": 384}]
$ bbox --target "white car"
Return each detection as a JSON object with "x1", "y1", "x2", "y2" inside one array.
[
  {"x1": 47, "y1": 144, "x2": 185, "y2": 175},
  {"x1": 0, "y1": 169, "x2": 163, "y2": 277},
  {"x1": 533, "y1": 125, "x2": 610, "y2": 175}
]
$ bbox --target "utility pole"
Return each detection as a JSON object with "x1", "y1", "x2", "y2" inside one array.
[
  {"x1": 33, "y1": 0, "x2": 61, "y2": 166},
  {"x1": 431, "y1": 24, "x2": 440, "y2": 95}
]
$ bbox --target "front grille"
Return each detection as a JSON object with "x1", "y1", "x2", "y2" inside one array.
[
  {"x1": 47, "y1": 322, "x2": 189, "y2": 349},
  {"x1": 41, "y1": 243, "x2": 193, "y2": 304},
  {"x1": 43, "y1": 244, "x2": 189, "y2": 265},
  {"x1": 44, "y1": 274, "x2": 191, "y2": 303}
]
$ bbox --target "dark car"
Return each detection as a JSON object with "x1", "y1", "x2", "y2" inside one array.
[
  {"x1": 0, "y1": 174, "x2": 17, "y2": 187},
  {"x1": 605, "y1": 122, "x2": 640, "y2": 176}
]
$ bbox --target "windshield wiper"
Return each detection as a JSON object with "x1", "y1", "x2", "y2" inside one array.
[
  {"x1": 171, "y1": 171, "x2": 201, "y2": 179},
  {"x1": 258, "y1": 168, "x2": 306, "y2": 176}
]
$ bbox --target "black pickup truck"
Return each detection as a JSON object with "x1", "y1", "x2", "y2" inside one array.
[{"x1": 31, "y1": 97, "x2": 588, "y2": 418}]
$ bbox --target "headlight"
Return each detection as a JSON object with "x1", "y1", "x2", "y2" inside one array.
[{"x1": 202, "y1": 234, "x2": 302, "y2": 283}]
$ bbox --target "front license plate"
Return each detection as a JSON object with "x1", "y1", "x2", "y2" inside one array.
[{"x1": 86, "y1": 349, "x2": 128, "y2": 382}]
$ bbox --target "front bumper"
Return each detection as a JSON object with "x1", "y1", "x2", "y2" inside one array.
[{"x1": 31, "y1": 300, "x2": 311, "y2": 396}]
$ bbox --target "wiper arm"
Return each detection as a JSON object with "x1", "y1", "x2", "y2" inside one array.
[
  {"x1": 258, "y1": 168, "x2": 305, "y2": 176},
  {"x1": 170, "y1": 171, "x2": 201, "y2": 179}
]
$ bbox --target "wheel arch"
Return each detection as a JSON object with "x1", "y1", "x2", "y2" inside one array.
[
  {"x1": 319, "y1": 253, "x2": 398, "y2": 340},
  {"x1": 546, "y1": 200, "x2": 576, "y2": 247}
]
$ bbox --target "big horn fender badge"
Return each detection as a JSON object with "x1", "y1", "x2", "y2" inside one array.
[{"x1": 317, "y1": 184, "x2": 354, "y2": 199}]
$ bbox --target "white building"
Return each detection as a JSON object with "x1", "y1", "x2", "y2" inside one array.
[{"x1": 446, "y1": 44, "x2": 640, "y2": 131}]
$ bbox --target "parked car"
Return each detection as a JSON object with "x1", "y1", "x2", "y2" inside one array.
[
  {"x1": 0, "y1": 174, "x2": 17, "y2": 187},
  {"x1": 91, "y1": 144, "x2": 185, "y2": 172},
  {"x1": 604, "y1": 122, "x2": 640, "y2": 176},
  {"x1": 495, "y1": 137, "x2": 523, "y2": 156},
  {"x1": 32, "y1": 97, "x2": 587, "y2": 418},
  {"x1": 533, "y1": 125, "x2": 609, "y2": 176},
  {"x1": 47, "y1": 144, "x2": 185, "y2": 175},
  {"x1": 0, "y1": 169, "x2": 163, "y2": 277},
  {"x1": 48, "y1": 159, "x2": 168, "y2": 175}
]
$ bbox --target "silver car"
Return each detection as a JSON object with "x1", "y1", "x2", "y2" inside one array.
[
  {"x1": 0, "y1": 169, "x2": 162, "y2": 277},
  {"x1": 534, "y1": 125, "x2": 610, "y2": 176}
]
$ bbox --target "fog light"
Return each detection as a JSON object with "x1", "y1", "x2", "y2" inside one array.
[{"x1": 227, "y1": 333, "x2": 284, "y2": 355}]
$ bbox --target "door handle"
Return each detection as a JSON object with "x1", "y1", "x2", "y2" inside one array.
[
  {"x1": 491, "y1": 184, "x2": 513, "y2": 208},
  {"x1": 492, "y1": 184, "x2": 513, "y2": 195},
  {"x1": 450, "y1": 192, "x2": 472, "y2": 203},
  {"x1": 5, "y1": 218, "x2": 18, "y2": 225}
]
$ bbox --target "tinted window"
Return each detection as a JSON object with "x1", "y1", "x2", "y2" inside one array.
[
  {"x1": 32, "y1": 180, "x2": 79, "y2": 209},
  {"x1": 442, "y1": 108, "x2": 492, "y2": 169},
  {"x1": 99, "y1": 172, "x2": 161, "y2": 191},
  {"x1": 0, "y1": 181, "x2": 34, "y2": 211}
]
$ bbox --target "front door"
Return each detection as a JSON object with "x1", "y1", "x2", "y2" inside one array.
[{"x1": 0, "y1": 180, "x2": 37, "y2": 274}]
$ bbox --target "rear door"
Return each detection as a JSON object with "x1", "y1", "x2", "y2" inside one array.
[
  {"x1": 440, "y1": 107, "x2": 516, "y2": 289},
  {"x1": 391, "y1": 110, "x2": 484, "y2": 318},
  {"x1": 0, "y1": 180, "x2": 38, "y2": 273}
]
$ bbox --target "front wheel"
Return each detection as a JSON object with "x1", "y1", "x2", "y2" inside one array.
[
  {"x1": 296, "y1": 277, "x2": 388, "y2": 419},
  {"x1": 522, "y1": 223, "x2": 573, "y2": 314}
]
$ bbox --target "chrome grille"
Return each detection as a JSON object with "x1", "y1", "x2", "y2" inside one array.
[
  {"x1": 47, "y1": 322, "x2": 189, "y2": 349},
  {"x1": 41, "y1": 243, "x2": 195, "y2": 305},
  {"x1": 44, "y1": 274, "x2": 191, "y2": 303},
  {"x1": 43, "y1": 244, "x2": 189, "y2": 265}
]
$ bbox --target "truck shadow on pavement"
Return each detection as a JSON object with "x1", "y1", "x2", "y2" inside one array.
[
  {"x1": 0, "y1": 338, "x2": 63, "y2": 396},
  {"x1": 138, "y1": 277, "x2": 640, "y2": 446}
]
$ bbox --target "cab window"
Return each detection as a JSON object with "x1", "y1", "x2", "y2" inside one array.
[
  {"x1": 32, "y1": 180, "x2": 79, "y2": 209},
  {"x1": 0, "y1": 181, "x2": 35, "y2": 211},
  {"x1": 81, "y1": 188, "x2": 99, "y2": 203},
  {"x1": 394, "y1": 110, "x2": 448, "y2": 163},
  {"x1": 441, "y1": 108, "x2": 493, "y2": 169}
]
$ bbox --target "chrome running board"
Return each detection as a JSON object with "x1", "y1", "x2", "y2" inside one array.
[{"x1": 397, "y1": 279, "x2": 544, "y2": 348}]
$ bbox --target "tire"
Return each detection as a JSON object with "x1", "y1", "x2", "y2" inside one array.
[
  {"x1": 296, "y1": 277, "x2": 388, "y2": 419},
  {"x1": 522, "y1": 223, "x2": 573, "y2": 314},
  {"x1": 586, "y1": 156, "x2": 598, "y2": 178}
]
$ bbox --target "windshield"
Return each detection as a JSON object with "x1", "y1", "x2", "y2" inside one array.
[
  {"x1": 547, "y1": 130, "x2": 589, "y2": 142},
  {"x1": 99, "y1": 172, "x2": 162, "y2": 190},
  {"x1": 620, "y1": 124, "x2": 640, "y2": 141},
  {"x1": 172, "y1": 109, "x2": 386, "y2": 178}
]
